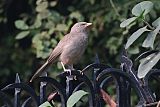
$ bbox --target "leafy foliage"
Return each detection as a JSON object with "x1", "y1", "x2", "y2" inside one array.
[
  {"x1": 120, "y1": 1, "x2": 160, "y2": 78},
  {"x1": 120, "y1": 17, "x2": 137, "y2": 28},
  {"x1": 131, "y1": 1, "x2": 153, "y2": 17},
  {"x1": 67, "y1": 90, "x2": 88, "y2": 107},
  {"x1": 15, "y1": 20, "x2": 29, "y2": 30},
  {"x1": 39, "y1": 90, "x2": 88, "y2": 107},
  {"x1": 125, "y1": 26, "x2": 149, "y2": 49},
  {"x1": 138, "y1": 52, "x2": 160, "y2": 78},
  {"x1": 39, "y1": 101, "x2": 52, "y2": 107}
]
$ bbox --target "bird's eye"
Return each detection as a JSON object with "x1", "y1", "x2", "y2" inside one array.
[{"x1": 81, "y1": 23, "x2": 86, "y2": 25}]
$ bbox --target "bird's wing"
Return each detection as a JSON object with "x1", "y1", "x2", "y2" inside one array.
[
  {"x1": 30, "y1": 33, "x2": 72, "y2": 82},
  {"x1": 47, "y1": 45, "x2": 62, "y2": 63},
  {"x1": 47, "y1": 33, "x2": 72, "y2": 63},
  {"x1": 30, "y1": 42, "x2": 63, "y2": 82}
]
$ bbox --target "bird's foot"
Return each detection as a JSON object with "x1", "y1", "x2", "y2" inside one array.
[
  {"x1": 66, "y1": 75, "x2": 77, "y2": 81},
  {"x1": 64, "y1": 69, "x2": 72, "y2": 75},
  {"x1": 78, "y1": 70, "x2": 84, "y2": 75},
  {"x1": 74, "y1": 76, "x2": 77, "y2": 80}
]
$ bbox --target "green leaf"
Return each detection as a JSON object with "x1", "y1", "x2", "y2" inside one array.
[
  {"x1": 125, "y1": 26, "x2": 149, "y2": 49},
  {"x1": 142, "y1": 25, "x2": 160, "y2": 49},
  {"x1": 89, "y1": 0, "x2": 95, "y2": 4},
  {"x1": 37, "y1": 10, "x2": 51, "y2": 19},
  {"x1": 69, "y1": 11, "x2": 84, "y2": 21},
  {"x1": 152, "y1": 17, "x2": 160, "y2": 27},
  {"x1": 56, "y1": 24, "x2": 68, "y2": 31},
  {"x1": 15, "y1": 20, "x2": 29, "y2": 30},
  {"x1": 36, "y1": 1, "x2": 48, "y2": 12},
  {"x1": 36, "y1": 0, "x2": 42, "y2": 5},
  {"x1": 137, "y1": 52, "x2": 160, "y2": 78},
  {"x1": 132, "y1": 1, "x2": 153, "y2": 17},
  {"x1": 128, "y1": 47, "x2": 139, "y2": 54},
  {"x1": 120, "y1": 17, "x2": 137, "y2": 28},
  {"x1": 51, "y1": 39, "x2": 57, "y2": 46},
  {"x1": 48, "y1": 28, "x2": 55, "y2": 35},
  {"x1": 67, "y1": 90, "x2": 88, "y2": 107},
  {"x1": 39, "y1": 101, "x2": 52, "y2": 107},
  {"x1": 15, "y1": 31, "x2": 30, "y2": 39},
  {"x1": 36, "y1": 49, "x2": 50, "y2": 59},
  {"x1": 33, "y1": 18, "x2": 42, "y2": 28},
  {"x1": 50, "y1": 1, "x2": 57, "y2": 7}
]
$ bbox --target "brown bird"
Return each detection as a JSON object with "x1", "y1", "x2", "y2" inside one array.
[{"x1": 30, "y1": 22, "x2": 92, "y2": 82}]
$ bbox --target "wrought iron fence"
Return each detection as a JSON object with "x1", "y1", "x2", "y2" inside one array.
[{"x1": 0, "y1": 50, "x2": 160, "y2": 107}]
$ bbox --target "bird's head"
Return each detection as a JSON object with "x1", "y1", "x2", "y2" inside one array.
[{"x1": 70, "y1": 22, "x2": 92, "y2": 33}]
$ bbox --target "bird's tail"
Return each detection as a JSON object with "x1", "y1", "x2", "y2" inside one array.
[{"x1": 30, "y1": 61, "x2": 50, "y2": 82}]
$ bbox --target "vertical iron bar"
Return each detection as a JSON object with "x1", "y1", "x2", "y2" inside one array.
[
  {"x1": 40, "y1": 72, "x2": 47, "y2": 104},
  {"x1": 114, "y1": 74, "x2": 131, "y2": 107},
  {"x1": 93, "y1": 68, "x2": 101, "y2": 107},
  {"x1": 140, "y1": 84, "x2": 155, "y2": 103},
  {"x1": 14, "y1": 73, "x2": 21, "y2": 107},
  {"x1": 66, "y1": 75, "x2": 73, "y2": 99},
  {"x1": 93, "y1": 54, "x2": 101, "y2": 107}
]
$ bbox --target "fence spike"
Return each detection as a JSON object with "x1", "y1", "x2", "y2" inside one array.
[
  {"x1": 94, "y1": 53, "x2": 100, "y2": 64},
  {"x1": 14, "y1": 73, "x2": 21, "y2": 107}
]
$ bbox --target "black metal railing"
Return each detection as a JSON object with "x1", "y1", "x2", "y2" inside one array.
[{"x1": 0, "y1": 50, "x2": 160, "y2": 107}]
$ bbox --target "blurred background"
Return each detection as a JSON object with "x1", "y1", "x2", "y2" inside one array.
[{"x1": 0, "y1": 0, "x2": 160, "y2": 93}]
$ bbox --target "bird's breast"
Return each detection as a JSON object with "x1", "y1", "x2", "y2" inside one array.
[{"x1": 60, "y1": 34, "x2": 88, "y2": 65}]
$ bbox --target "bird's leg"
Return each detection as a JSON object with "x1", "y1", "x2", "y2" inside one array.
[
  {"x1": 61, "y1": 61, "x2": 66, "y2": 71},
  {"x1": 80, "y1": 70, "x2": 84, "y2": 75},
  {"x1": 68, "y1": 64, "x2": 77, "y2": 80},
  {"x1": 61, "y1": 62, "x2": 77, "y2": 80},
  {"x1": 61, "y1": 62, "x2": 72, "y2": 75}
]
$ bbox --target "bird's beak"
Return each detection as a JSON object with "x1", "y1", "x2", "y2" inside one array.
[{"x1": 86, "y1": 23, "x2": 92, "y2": 27}]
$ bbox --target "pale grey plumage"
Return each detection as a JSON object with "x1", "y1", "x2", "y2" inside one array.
[{"x1": 30, "y1": 22, "x2": 92, "y2": 82}]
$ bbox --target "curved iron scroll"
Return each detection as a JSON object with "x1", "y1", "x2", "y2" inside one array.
[{"x1": 0, "y1": 53, "x2": 160, "y2": 107}]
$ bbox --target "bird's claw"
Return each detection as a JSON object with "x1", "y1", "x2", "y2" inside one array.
[
  {"x1": 78, "y1": 70, "x2": 84, "y2": 75},
  {"x1": 77, "y1": 70, "x2": 81, "y2": 72},
  {"x1": 74, "y1": 76, "x2": 77, "y2": 80},
  {"x1": 64, "y1": 69, "x2": 72, "y2": 75}
]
